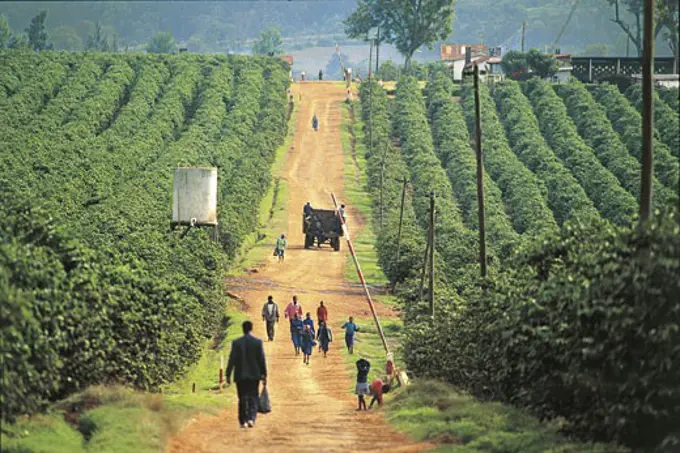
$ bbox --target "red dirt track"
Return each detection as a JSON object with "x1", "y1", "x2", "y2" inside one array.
[{"x1": 166, "y1": 82, "x2": 429, "y2": 453}]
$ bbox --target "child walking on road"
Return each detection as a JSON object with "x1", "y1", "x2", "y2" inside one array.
[
  {"x1": 290, "y1": 314, "x2": 304, "y2": 355},
  {"x1": 355, "y1": 358, "x2": 371, "y2": 411},
  {"x1": 341, "y1": 316, "x2": 359, "y2": 354},
  {"x1": 317, "y1": 321, "x2": 332, "y2": 358},
  {"x1": 300, "y1": 324, "x2": 315, "y2": 365}
]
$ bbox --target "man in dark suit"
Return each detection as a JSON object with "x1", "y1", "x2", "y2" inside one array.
[{"x1": 226, "y1": 320, "x2": 267, "y2": 428}]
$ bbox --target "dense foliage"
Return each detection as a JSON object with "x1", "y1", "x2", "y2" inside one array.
[
  {"x1": 0, "y1": 51, "x2": 289, "y2": 421},
  {"x1": 593, "y1": 84, "x2": 679, "y2": 192},
  {"x1": 425, "y1": 73, "x2": 519, "y2": 259},
  {"x1": 356, "y1": 81, "x2": 426, "y2": 286},
  {"x1": 555, "y1": 81, "x2": 677, "y2": 209},
  {"x1": 492, "y1": 81, "x2": 600, "y2": 225},
  {"x1": 625, "y1": 84, "x2": 680, "y2": 158},
  {"x1": 525, "y1": 78, "x2": 637, "y2": 226},
  {"x1": 460, "y1": 81, "x2": 558, "y2": 237},
  {"x1": 404, "y1": 210, "x2": 680, "y2": 450},
  {"x1": 394, "y1": 76, "x2": 478, "y2": 289}
]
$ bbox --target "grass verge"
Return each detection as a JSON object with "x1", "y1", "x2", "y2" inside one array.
[
  {"x1": 388, "y1": 381, "x2": 628, "y2": 453},
  {"x1": 229, "y1": 102, "x2": 296, "y2": 273},
  {"x1": 339, "y1": 101, "x2": 388, "y2": 287}
]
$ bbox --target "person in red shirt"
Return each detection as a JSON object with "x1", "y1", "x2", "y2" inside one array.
[
  {"x1": 369, "y1": 378, "x2": 390, "y2": 409},
  {"x1": 316, "y1": 300, "x2": 328, "y2": 325}
]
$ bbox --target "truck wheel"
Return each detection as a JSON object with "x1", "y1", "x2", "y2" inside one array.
[{"x1": 332, "y1": 237, "x2": 340, "y2": 252}]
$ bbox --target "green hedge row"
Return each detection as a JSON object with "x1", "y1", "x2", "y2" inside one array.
[
  {"x1": 658, "y1": 86, "x2": 679, "y2": 113},
  {"x1": 593, "y1": 84, "x2": 679, "y2": 192},
  {"x1": 460, "y1": 82, "x2": 558, "y2": 237},
  {"x1": 404, "y1": 209, "x2": 680, "y2": 450},
  {"x1": 1, "y1": 53, "x2": 290, "y2": 421},
  {"x1": 525, "y1": 79, "x2": 637, "y2": 226},
  {"x1": 394, "y1": 76, "x2": 478, "y2": 289},
  {"x1": 626, "y1": 84, "x2": 679, "y2": 158},
  {"x1": 425, "y1": 74, "x2": 519, "y2": 259},
  {"x1": 357, "y1": 80, "x2": 426, "y2": 286},
  {"x1": 556, "y1": 81, "x2": 677, "y2": 209},
  {"x1": 492, "y1": 81, "x2": 600, "y2": 225}
]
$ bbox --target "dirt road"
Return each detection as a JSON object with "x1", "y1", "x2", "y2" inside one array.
[{"x1": 166, "y1": 82, "x2": 428, "y2": 453}]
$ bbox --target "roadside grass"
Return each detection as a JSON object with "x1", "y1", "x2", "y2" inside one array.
[
  {"x1": 388, "y1": 381, "x2": 628, "y2": 453},
  {"x1": 230, "y1": 101, "x2": 296, "y2": 273},
  {"x1": 339, "y1": 101, "x2": 388, "y2": 288},
  {"x1": 4, "y1": 96, "x2": 297, "y2": 453}
]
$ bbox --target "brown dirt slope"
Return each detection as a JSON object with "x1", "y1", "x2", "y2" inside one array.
[{"x1": 166, "y1": 82, "x2": 429, "y2": 453}]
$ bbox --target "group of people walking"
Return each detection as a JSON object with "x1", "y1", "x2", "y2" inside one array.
[{"x1": 261, "y1": 295, "x2": 361, "y2": 364}]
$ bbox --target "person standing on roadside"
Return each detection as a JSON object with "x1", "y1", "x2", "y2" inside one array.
[
  {"x1": 226, "y1": 321, "x2": 267, "y2": 429},
  {"x1": 261, "y1": 295, "x2": 280, "y2": 341},
  {"x1": 341, "y1": 316, "x2": 360, "y2": 354},
  {"x1": 319, "y1": 69, "x2": 323, "y2": 80}
]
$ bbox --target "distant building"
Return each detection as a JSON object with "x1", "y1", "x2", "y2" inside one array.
[
  {"x1": 631, "y1": 73, "x2": 679, "y2": 89},
  {"x1": 440, "y1": 44, "x2": 487, "y2": 81},
  {"x1": 549, "y1": 54, "x2": 573, "y2": 83},
  {"x1": 280, "y1": 55, "x2": 294, "y2": 80}
]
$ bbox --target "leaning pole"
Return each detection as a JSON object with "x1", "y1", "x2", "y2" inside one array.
[{"x1": 330, "y1": 192, "x2": 389, "y2": 354}]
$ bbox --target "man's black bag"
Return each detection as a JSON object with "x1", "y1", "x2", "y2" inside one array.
[{"x1": 258, "y1": 385, "x2": 271, "y2": 413}]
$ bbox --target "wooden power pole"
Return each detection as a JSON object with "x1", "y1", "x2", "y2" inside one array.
[
  {"x1": 521, "y1": 21, "x2": 527, "y2": 52},
  {"x1": 473, "y1": 64, "x2": 487, "y2": 277},
  {"x1": 639, "y1": 0, "x2": 655, "y2": 224},
  {"x1": 428, "y1": 191, "x2": 435, "y2": 317}
]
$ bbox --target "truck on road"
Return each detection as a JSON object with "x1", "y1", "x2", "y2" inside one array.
[{"x1": 303, "y1": 207, "x2": 343, "y2": 251}]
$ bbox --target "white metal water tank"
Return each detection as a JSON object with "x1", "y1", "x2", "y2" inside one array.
[{"x1": 172, "y1": 167, "x2": 218, "y2": 226}]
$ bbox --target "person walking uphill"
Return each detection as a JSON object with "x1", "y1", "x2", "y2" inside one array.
[
  {"x1": 341, "y1": 316, "x2": 359, "y2": 354},
  {"x1": 226, "y1": 321, "x2": 267, "y2": 428},
  {"x1": 261, "y1": 295, "x2": 280, "y2": 341}
]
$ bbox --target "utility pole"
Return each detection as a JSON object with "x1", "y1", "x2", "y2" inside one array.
[
  {"x1": 379, "y1": 150, "x2": 385, "y2": 229},
  {"x1": 428, "y1": 191, "x2": 435, "y2": 318},
  {"x1": 392, "y1": 177, "x2": 407, "y2": 291},
  {"x1": 418, "y1": 233, "x2": 430, "y2": 302},
  {"x1": 375, "y1": 27, "x2": 380, "y2": 75},
  {"x1": 368, "y1": 37, "x2": 374, "y2": 79},
  {"x1": 521, "y1": 21, "x2": 527, "y2": 52},
  {"x1": 639, "y1": 0, "x2": 655, "y2": 224},
  {"x1": 473, "y1": 64, "x2": 487, "y2": 277}
]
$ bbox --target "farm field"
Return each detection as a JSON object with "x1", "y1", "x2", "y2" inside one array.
[
  {"x1": 1, "y1": 50, "x2": 290, "y2": 421},
  {"x1": 358, "y1": 76, "x2": 678, "y2": 451},
  {"x1": 2, "y1": 47, "x2": 678, "y2": 453}
]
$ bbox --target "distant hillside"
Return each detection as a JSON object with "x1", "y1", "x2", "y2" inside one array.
[{"x1": 0, "y1": 0, "x2": 658, "y2": 55}]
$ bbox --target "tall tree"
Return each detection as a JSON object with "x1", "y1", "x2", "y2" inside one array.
[
  {"x1": 252, "y1": 27, "x2": 283, "y2": 56},
  {"x1": 146, "y1": 31, "x2": 176, "y2": 53},
  {"x1": 607, "y1": 0, "x2": 678, "y2": 57},
  {"x1": 0, "y1": 15, "x2": 10, "y2": 49},
  {"x1": 344, "y1": 0, "x2": 455, "y2": 69},
  {"x1": 25, "y1": 10, "x2": 50, "y2": 51}
]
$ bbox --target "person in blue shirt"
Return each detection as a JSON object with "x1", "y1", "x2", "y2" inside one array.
[
  {"x1": 302, "y1": 312, "x2": 315, "y2": 336},
  {"x1": 300, "y1": 324, "x2": 315, "y2": 365},
  {"x1": 341, "y1": 316, "x2": 359, "y2": 354},
  {"x1": 290, "y1": 314, "x2": 304, "y2": 356}
]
